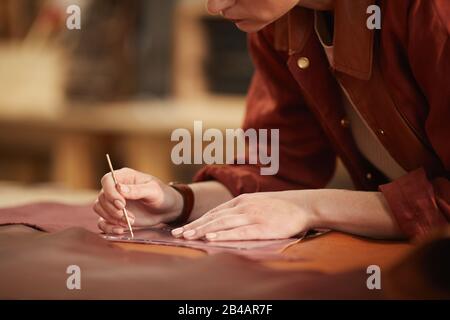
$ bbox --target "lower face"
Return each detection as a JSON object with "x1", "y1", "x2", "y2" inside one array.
[
  {"x1": 233, "y1": 19, "x2": 267, "y2": 33},
  {"x1": 210, "y1": 0, "x2": 301, "y2": 33}
]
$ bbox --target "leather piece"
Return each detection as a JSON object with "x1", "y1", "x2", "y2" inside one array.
[
  {"x1": 2, "y1": 225, "x2": 449, "y2": 299},
  {"x1": 0, "y1": 202, "x2": 301, "y2": 260},
  {"x1": 103, "y1": 228, "x2": 303, "y2": 261},
  {"x1": 0, "y1": 202, "x2": 99, "y2": 233},
  {"x1": 0, "y1": 225, "x2": 384, "y2": 299}
]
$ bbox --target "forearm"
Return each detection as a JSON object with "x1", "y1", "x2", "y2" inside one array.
[
  {"x1": 187, "y1": 181, "x2": 233, "y2": 222},
  {"x1": 305, "y1": 189, "x2": 405, "y2": 239}
]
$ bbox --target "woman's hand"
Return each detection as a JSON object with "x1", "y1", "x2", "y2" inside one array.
[
  {"x1": 171, "y1": 188, "x2": 403, "y2": 241},
  {"x1": 93, "y1": 168, "x2": 183, "y2": 234},
  {"x1": 171, "y1": 191, "x2": 317, "y2": 241}
]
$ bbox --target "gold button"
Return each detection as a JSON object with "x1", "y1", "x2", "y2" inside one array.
[
  {"x1": 297, "y1": 57, "x2": 310, "y2": 69},
  {"x1": 378, "y1": 129, "x2": 385, "y2": 136},
  {"x1": 366, "y1": 173, "x2": 373, "y2": 180},
  {"x1": 340, "y1": 118, "x2": 350, "y2": 128}
]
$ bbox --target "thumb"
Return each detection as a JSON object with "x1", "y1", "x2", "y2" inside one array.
[{"x1": 117, "y1": 182, "x2": 162, "y2": 202}]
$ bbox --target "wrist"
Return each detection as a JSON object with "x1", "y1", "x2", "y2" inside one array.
[
  {"x1": 308, "y1": 189, "x2": 335, "y2": 230},
  {"x1": 168, "y1": 182, "x2": 195, "y2": 226},
  {"x1": 172, "y1": 187, "x2": 184, "y2": 218},
  {"x1": 292, "y1": 189, "x2": 325, "y2": 230}
]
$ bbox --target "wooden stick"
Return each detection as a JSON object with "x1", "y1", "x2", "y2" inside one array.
[{"x1": 106, "y1": 154, "x2": 134, "y2": 238}]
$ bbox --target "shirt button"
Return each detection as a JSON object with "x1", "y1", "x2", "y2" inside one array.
[
  {"x1": 297, "y1": 57, "x2": 310, "y2": 69},
  {"x1": 366, "y1": 173, "x2": 373, "y2": 180},
  {"x1": 340, "y1": 118, "x2": 350, "y2": 128},
  {"x1": 378, "y1": 129, "x2": 385, "y2": 136}
]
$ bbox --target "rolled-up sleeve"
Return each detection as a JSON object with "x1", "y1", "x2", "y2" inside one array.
[
  {"x1": 194, "y1": 25, "x2": 336, "y2": 196},
  {"x1": 380, "y1": 169, "x2": 449, "y2": 238}
]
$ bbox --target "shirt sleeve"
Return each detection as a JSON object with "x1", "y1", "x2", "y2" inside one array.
[
  {"x1": 194, "y1": 25, "x2": 336, "y2": 196},
  {"x1": 379, "y1": 0, "x2": 450, "y2": 238}
]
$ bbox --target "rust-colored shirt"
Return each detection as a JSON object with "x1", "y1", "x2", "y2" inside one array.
[{"x1": 195, "y1": 0, "x2": 450, "y2": 239}]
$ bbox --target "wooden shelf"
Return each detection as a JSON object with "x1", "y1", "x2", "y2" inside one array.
[{"x1": 0, "y1": 97, "x2": 245, "y2": 189}]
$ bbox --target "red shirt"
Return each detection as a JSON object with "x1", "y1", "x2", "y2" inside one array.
[{"x1": 195, "y1": 0, "x2": 450, "y2": 238}]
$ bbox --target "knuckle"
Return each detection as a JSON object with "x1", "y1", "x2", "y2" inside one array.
[
  {"x1": 208, "y1": 212, "x2": 220, "y2": 221},
  {"x1": 208, "y1": 218, "x2": 224, "y2": 229},
  {"x1": 236, "y1": 194, "x2": 247, "y2": 201},
  {"x1": 101, "y1": 189, "x2": 116, "y2": 203},
  {"x1": 217, "y1": 216, "x2": 228, "y2": 224},
  {"x1": 99, "y1": 191, "x2": 112, "y2": 204},
  {"x1": 117, "y1": 167, "x2": 133, "y2": 175},
  {"x1": 101, "y1": 173, "x2": 111, "y2": 185},
  {"x1": 203, "y1": 210, "x2": 214, "y2": 218},
  {"x1": 235, "y1": 193, "x2": 252, "y2": 203},
  {"x1": 202, "y1": 211, "x2": 217, "y2": 220},
  {"x1": 93, "y1": 200, "x2": 102, "y2": 212}
]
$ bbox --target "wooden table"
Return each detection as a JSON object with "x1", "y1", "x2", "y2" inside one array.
[
  {"x1": 0, "y1": 183, "x2": 414, "y2": 276},
  {"x1": 114, "y1": 232, "x2": 413, "y2": 274}
]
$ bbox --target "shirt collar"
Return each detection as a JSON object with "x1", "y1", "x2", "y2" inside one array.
[{"x1": 274, "y1": 0, "x2": 375, "y2": 80}]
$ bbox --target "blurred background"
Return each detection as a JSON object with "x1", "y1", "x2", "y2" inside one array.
[
  {"x1": 0, "y1": 0, "x2": 351, "y2": 205},
  {"x1": 0, "y1": 0, "x2": 253, "y2": 201}
]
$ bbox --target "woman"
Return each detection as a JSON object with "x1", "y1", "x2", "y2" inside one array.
[{"x1": 93, "y1": 0, "x2": 449, "y2": 241}]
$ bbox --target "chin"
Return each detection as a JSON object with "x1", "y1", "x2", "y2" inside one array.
[{"x1": 234, "y1": 21, "x2": 267, "y2": 33}]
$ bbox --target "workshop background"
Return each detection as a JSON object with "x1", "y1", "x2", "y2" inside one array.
[{"x1": 0, "y1": 0, "x2": 351, "y2": 200}]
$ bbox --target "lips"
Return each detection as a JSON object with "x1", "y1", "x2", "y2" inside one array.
[{"x1": 220, "y1": 9, "x2": 243, "y2": 24}]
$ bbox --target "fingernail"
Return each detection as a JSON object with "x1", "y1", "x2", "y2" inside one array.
[
  {"x1": 172, "y1": 228, "x2": 184, "y2": 236},
  {"x1": 113, "y1": 227, "x2": 124, "y2": 234},
  {"x1": 119, "y1": 184, "x2": 130, "y2": 193},
  {"x1": 206, "y1": 233, "x2": 217, "y2": 240},
  {"x1": 114, "y1": 200, "x2": 125, "y2": 209},
  {"x1": 183, "y1": 230, "x2": 195, "y2": 238}
]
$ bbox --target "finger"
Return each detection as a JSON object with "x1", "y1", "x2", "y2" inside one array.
[
  {"x1": 117, "y1": 180, "x2": 163, "y2": 202},
  {"x1": 171, "y1": 197, "x2": 241, "y2": 237},
  {"x1": 205, "y1": 225, "x2": 265, "y2": 241},
  {"x1": 93, "y1": 199, "x2": 130, "y2": 227},
  {"x1": 206, "y1": 0, "x2": 235, "y2": 14},
  {"x1": 183, "y1": 214, "x2": 253, "y2": 240},
  {"x1": 173, "y1": 207, "x2": 241, "y2": 238},
  {"x1": 101, "y1": 172, "x2": 126, "y2": 204},
  {"x1": 97, "y1": 218, "x2": 125, "y2": 235},
  {"x1": 114, "y1": 167, "x2": 154, "y2": 184},
  {"x1": 98, "y1": 192, "x2": 136, "y2": 225},
  {"x1": 204, "y1": 197, "x2": 239, "y2": 216},
  {"x1": 98, "y1": 192, "x2": 125, "y2": 220}
]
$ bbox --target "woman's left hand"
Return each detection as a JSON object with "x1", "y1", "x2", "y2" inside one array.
[{"x1": 171, "y1": 191, "x2": 317, "y2": 241}]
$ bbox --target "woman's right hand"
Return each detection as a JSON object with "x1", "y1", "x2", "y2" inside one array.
[{"x1": 93, "y1": 167, "x2": 184, "y2": 235}]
